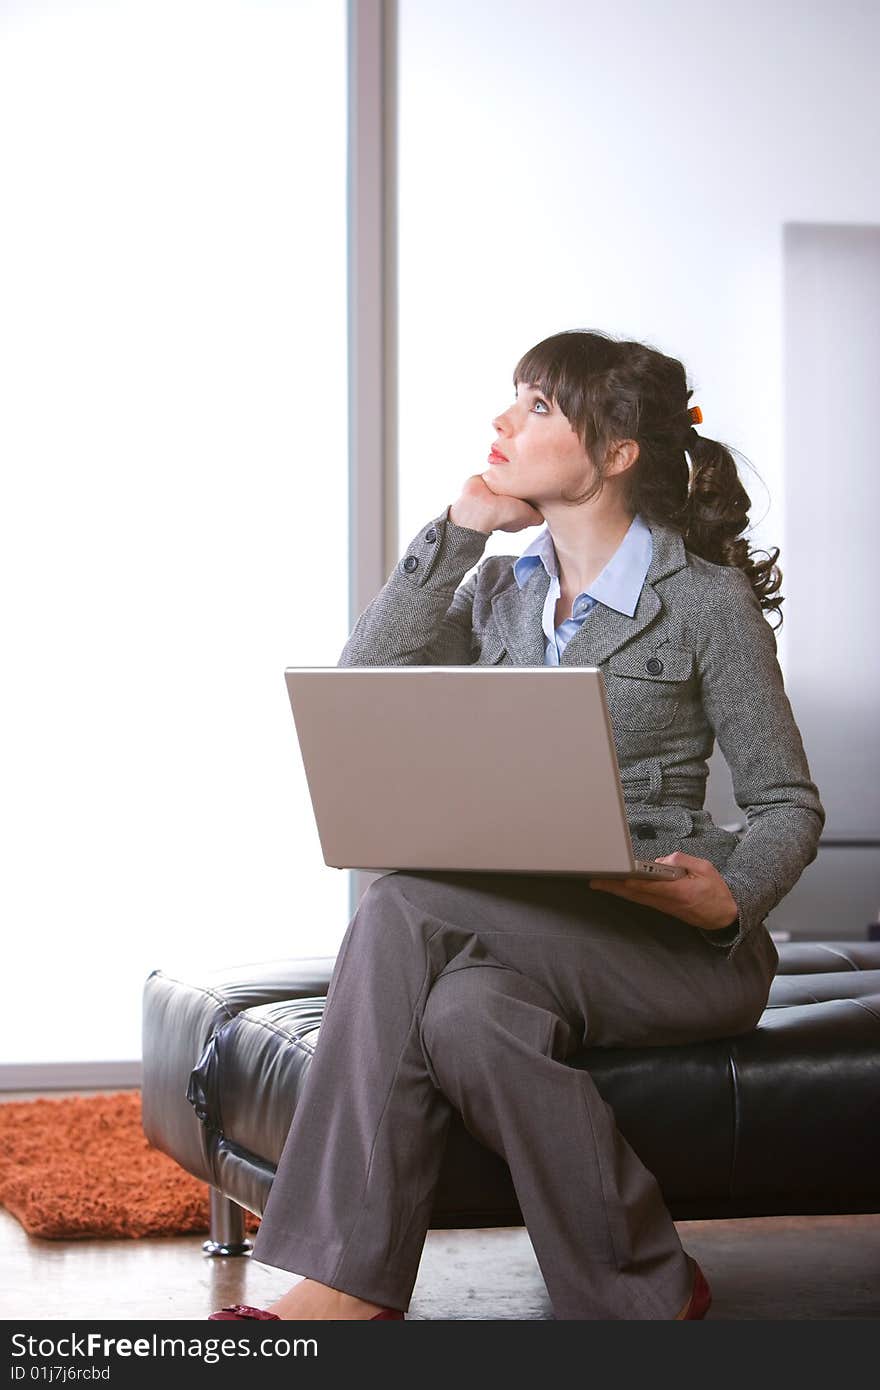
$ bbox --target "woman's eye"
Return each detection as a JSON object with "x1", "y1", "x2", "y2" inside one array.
[{"x1": 532, "y1": 399, "x2": 550, "y2": 414}]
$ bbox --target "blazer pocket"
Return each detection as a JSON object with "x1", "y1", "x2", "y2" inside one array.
[
  {"x1": 606, "y1": 646, "x2": 694, "y2": 732},
  {"x1": 629, "y1": 804, "x2": 694, "y2": 853}
]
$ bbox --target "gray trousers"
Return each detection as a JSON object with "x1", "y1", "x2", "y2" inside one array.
[{"x1": 251, "y1": 868, "x2": 778, "y2": 1319}]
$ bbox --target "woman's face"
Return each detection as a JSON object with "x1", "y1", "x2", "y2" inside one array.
[{"x1": 486, "y1": 381, "x2": 594, "y2": 505}]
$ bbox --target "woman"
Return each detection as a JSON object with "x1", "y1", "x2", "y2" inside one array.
[{"x1": 211, "y1": 329, "x2": 825, "y2": 1321}]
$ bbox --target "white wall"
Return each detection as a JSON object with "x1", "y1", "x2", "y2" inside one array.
[
  {"x1": 396, "y1": 0, "x2": 880, "y2": 687},
  {"x1": 0, "y1": 0, "x2": 350, "y2": 1066}
]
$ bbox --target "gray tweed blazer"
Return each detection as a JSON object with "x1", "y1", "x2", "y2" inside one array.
[{"x1": 338, "y1": 506, "x2": 826, "y2": 960}]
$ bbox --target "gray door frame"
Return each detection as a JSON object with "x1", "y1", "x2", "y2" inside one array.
[{"x1": 347, "y1": 0, "x2": 399, "y2": 918}]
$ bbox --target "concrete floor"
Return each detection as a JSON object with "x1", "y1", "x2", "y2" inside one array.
[
  {"x1": 1, "y1": 1207, "x2": 878, "y2": 1320},
  {"x1": 1, "y1": 1090, "x2": 877, "y2": 1320}
]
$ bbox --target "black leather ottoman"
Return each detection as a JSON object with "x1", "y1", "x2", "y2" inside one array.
[{"x1": 141, "y1": 940, "x2": 880, "y2": 1255}]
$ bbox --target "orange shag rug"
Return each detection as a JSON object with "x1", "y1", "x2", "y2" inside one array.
[{"x1": 0, "y1": 1091, "x2": 260, "y2": 1240}]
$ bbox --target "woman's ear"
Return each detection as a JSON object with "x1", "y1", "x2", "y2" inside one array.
[{"x1": 606, "y1": 439, "x2": 640, "y2": 477}]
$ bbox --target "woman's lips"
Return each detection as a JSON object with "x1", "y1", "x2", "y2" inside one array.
[{"x1": 488, "y1": 447, "x2": 508, "y2": 463}]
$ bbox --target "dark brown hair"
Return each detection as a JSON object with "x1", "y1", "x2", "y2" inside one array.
[{"x1": 513, "y1": 329, "x2": 783, "y2": 628}]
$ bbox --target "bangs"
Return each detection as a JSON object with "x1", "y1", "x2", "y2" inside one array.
[{"x1": 512, "y1": 329, "x2": 623, "y2": 441}]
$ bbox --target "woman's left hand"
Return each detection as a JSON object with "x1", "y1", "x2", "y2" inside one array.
[{"x1": 588, "y1": 852, "x2": 740, "y2": 932}]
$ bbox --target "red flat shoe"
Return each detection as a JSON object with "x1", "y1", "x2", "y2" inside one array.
[
  {"x1": 209, "y1": 1305, "x2": 279, "y2": 1320},
  {"x1": 208, "y1": 1303, "x2": 404, "y2": 1321},
  {"x1": 682, "y1": 1259, "x2": 712, "y2": 1319}
]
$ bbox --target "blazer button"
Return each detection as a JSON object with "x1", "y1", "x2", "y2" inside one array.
[
  {"x1": 402, "y1": 555, "x2": 419, "y2": 573},
  {"x1": 632, "y1": 823, "x2": 657, "y2": 839},
  {"x1": 645, "y1": 657, "x2": 663, "y2": 675},
  {"x1": 425, "y1": 528, "x2": 437, "y2": 543}
]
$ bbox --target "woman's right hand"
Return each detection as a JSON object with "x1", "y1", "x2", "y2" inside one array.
[{"x1": 447, "y1": 473, "x2": 545, "y2": 535}]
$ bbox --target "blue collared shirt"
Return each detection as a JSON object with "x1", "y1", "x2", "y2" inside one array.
[{"x1": 512, "y1": 514, "x2": 653, "y2": 664}]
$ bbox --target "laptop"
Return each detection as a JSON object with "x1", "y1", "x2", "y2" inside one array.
[{"x1": 283, "y1": 666, "x2": 686, "y2": 880}]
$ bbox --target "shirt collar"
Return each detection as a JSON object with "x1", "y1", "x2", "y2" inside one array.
[{"x1": 512, "y1": 513, "x2": 653, "y2": 618}]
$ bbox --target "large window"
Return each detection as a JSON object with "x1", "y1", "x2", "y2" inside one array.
[{"x1": 0, "y1": 0, "x2": 349, "y2": 1067}]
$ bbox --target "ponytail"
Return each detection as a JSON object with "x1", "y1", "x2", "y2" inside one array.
[{"x1": 678, "y1": 432, "x2": 783, "y2": 629}]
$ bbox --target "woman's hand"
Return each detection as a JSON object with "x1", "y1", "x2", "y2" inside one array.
[
  {"x1": 448, "y1": 473, "x2": 545, "y2": 535},
  {"x1": 588, "y1": 852, "x2": 740, "y2": 932}
]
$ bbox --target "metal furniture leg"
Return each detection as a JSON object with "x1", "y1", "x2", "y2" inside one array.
[{"x1": 202, "y1": 1188, "x2": 253, "y2": 1257}]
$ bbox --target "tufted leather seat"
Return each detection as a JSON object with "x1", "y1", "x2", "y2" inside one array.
[{"x1": 141, "y1": 941, "x2": 880, "y2": 1236}]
